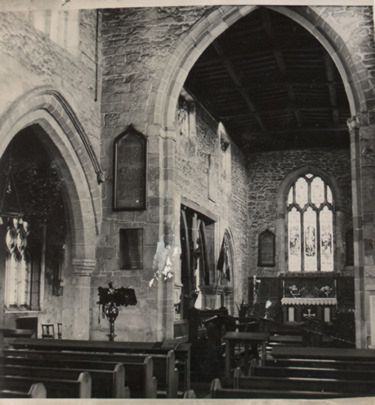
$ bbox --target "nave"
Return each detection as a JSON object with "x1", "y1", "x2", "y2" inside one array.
[
  {"x1": 0, "y1": 3, "x2": 375, "y2": 401},
  {"x1": 1, "y1": 311, "x2": 374, "y2": 399}
]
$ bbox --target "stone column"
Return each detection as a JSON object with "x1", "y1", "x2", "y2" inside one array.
[
  {"x1": 348, "y1": 114, "x2": 375, "y2": 348},
  {"x1": 156, "y1": 129, "x2": 178, "y2": 341},
  {"x1": 63, "y1": 258, "x2": 96, "y2": 340}
]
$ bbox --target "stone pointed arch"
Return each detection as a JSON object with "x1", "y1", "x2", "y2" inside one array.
[
  {"x1": 220, "y1": 227, "x2": 237, "y2": 313},
  {"x1": 276, "y1": 165, "x2": 344, "y2": 215},
  {"x1": 0, "y1": 86, "x2": 100, "y2": 266},
  {"x1": 276, "y1": 166, "x2": 345, "y2": 276},
  {"x1": 153, "y1": 5, "x2": 372, "y2": 134}
]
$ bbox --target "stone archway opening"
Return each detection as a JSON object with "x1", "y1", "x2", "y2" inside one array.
[
  {"x1": 0, "y1": 90, "x2": 100, "y2": 340},
  {"x1": 154, "y1": 5, "x2": 371, "y2": 346},
  {"x1": 0, "y1": 125, "x2": 72, "y2": 336}
]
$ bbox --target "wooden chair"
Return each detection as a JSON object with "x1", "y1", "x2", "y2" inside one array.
[
  {"x1": 41, "y1": 324, "x2": 55, "y2": 339},
  {"x1": 57, "y1": 323, "x2": 62, "y2": 339}
]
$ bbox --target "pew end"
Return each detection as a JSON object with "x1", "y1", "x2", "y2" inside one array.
[
  {"x1": 0, "y1": 382, "x2": 47, "y2": 398},
  {"x1": 210, "y1": 378, "x2": 222, "y2": 397},
  {"x1": 29, "y1": 382, "x2": 47, "y2": 398},
  {"x1": 183, "y1": 389, "x2": 196, "y2": 398},
  {"x1": 78, "y1": 371, "x2": 92, "y2": 398}
]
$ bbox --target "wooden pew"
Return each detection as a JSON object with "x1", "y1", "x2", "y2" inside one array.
[
  {"x1": 1, "y1": 372, "x2": 91, "y2": 398},
  {"x1": 3, "y1": 355, "x2": 129, "y2": 396},
  {"x1": 6, "y1": 337, "x2": 191, "y2": 392},
  {"x1": 139, "y1": 351, "x2": 178, "y2": 398},
  {"x1": 183, "y1": 389, "x2": 196, "y2": 398},
  {"x1": 3, "y1": 349, "x2": 156, "y2": 398},
  {"x1": 0, "y1": 382, "x2": 46, "y2": 398},
  {"x1": 267, "y1": 357, "x2": 375, "y2": 370},
  {"x1": 271, "y1": 345, "x2": 375, "y2": 361},
  {"x1": 123, "y1": 358, "x2": 157, "y2": 398},
  {"x1": 4, "y1": 341, "x2": 178, "y2": 398},
  {"x1": 233, "y1": 370, "x2": 375, "y2": 397},
  {"x1": 250, "y1": 365, "x2": 375, "y2": 381},
  {"x1": 161, "y1": 340, "x2": 191, "y2": 392},
  {"x1": 209, "y1": 378, "x2": 344, "y2": 399},
  {"x1": 3, "y1": 364, "x2": 126, "y2": 398},
  {"x1": 2, "y1": 328, "x2": 35, "y2": 338},
  {"x1": 268, "y1": 335, "x2": 303, "y2": 346}
]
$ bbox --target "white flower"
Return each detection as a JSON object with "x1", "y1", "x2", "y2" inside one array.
[{"x1": 149, "y1": 242, "x2": 180, "y2": 287}]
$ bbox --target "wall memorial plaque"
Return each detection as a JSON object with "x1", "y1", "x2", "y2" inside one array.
[
  {"x1": 120, "y1": 228, "x2": 143, "y2": 270},
  {"x1": 258, "y1": 230, "x2": 275, "y2": 266},
  {"x1": 113, "y1": 125, "x2": 147, "y2": 210}
]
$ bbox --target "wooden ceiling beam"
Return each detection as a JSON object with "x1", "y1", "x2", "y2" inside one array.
[
  {"x1": 235, "y1": 126, "x2": 348, "y2": 136},
  {"x1": 323, "y1": 53, "x2": 340, "y2": 125},
  {"x1": 261, "y1": 9, "x2": 302, "y2": 127},
  {"x1": 212, "y1": 39, "x2": 267, "y2": 132},
  {"x1": 189, "y1": 80, "x2": 340, "y2": 93},
  {"x1": 220, "y1": 106, "x2": 333, "y2": 119}
]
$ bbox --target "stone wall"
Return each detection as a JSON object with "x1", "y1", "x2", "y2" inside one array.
[
  {"x1": 95, "y1": 7, "x2": 218, "y2": 340},
  {"x1": 0, "y1": 11, "x2": 100, "y2": 152},
  {"x1": 175, "y1": 98, "x2": 250, "y2": 310},
  {"x1": 0, "y1": 10, "x2": 101, "y2": 338},
  {"x1": 246, "y1": 147, "x2": 352, "y2": 285},
  {"x1": 307, "y1": 6, "x2": 375, "y2": 115},
  {"x1": 98, "y1": 5, "x2": 372, "y2": 338}
]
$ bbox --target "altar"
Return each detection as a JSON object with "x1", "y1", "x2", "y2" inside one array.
[
  {"x1": 281, "y1": 275, "x2": 338, "y2": 323},
  {"x1": 248, "y1": 274, "x2": 354, "y2": 327}
]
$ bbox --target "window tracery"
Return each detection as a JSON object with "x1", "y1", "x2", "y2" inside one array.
[{"x1": 287, "y1": 173, "x2": 334, "y2": 272}]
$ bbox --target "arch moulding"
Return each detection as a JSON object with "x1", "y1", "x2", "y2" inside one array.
[
  {"x1": 0, "y1": 86, "x2": 99, "y2": 267},
  {"x1": 152, "y1": 5, "x2": 373, "y2": 134}
]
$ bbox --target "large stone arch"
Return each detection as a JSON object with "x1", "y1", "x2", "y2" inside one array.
[
  {"x1": 0, "y1": 86, "x2": 100, "y2": 263},
  {"x1": 153, "y1": 5, "x2": 372, "y2": 134},
  {"x1": 0, "y1": 86, "x2": 101, "y2": 338},
  {"x1": 150, "y1": 5, "x2": 373, "y2": 342}
]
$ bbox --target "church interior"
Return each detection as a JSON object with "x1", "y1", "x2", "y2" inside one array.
[{"x1": 1, "y1": 2, "x2": 375, "y2": 399}]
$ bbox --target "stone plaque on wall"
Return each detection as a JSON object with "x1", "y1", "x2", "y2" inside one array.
[
  {"x1": 120, "y1": 228, "x2": 143, "y2": 270},
  {"x1": 113, "y1": 125, "x2": 146, "y2": 210},
  {"x1": 258, "y1": 230, "x2": 275, "y2": 266}
]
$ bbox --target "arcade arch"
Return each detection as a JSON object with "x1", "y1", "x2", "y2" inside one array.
[{"x1": 0, "y1": 89, "x2": 99, "y2": 339}]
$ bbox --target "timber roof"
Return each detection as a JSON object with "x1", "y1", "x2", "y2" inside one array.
[{"x1": 184, "y1": 7, "x2": 350, "y2": 152}]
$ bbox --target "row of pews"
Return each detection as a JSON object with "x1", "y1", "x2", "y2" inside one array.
[
  {"x1": 0, "y1": 337, "x2": 194, "y2": 399},
  {"x1": 211, "y1": 345, "x2": 375, "y2": 399}
]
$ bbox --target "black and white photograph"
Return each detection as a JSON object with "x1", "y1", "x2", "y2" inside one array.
[{"x1": 0, "y1": 0, "x2": 374, "y2": 402}]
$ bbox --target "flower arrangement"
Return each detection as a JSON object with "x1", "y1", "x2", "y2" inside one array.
[
  {"x1": 320, "y1": 285, "x2": 333, "y2": 297},
  {"x1": 149, "y1": 242, "x2": 180, "y2": 287},
  {"x1": 289, "y1": 284, "x2": 304, "y2": 297}
]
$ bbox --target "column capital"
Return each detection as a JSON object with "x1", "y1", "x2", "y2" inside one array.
[
  {"x1": 160, "y1": 127, "x2": 177, "y2": 142},
  {"x1": 347, "y1": 115, "x2": 361, "y2": 131},
  {"x1": 347, "y1": 112, "x2": 370, "y2": 131},
  {"x1": 72, "y1": 258, "x2": 96, "y2": 276}
]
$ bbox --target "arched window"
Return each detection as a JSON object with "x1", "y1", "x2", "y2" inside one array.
[{"x1": 287, "y1": 173, "x2": 334, "y2": 272}]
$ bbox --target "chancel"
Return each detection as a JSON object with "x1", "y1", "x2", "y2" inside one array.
[{"x1": 1, "y1": 3, "x2": 375, "y2": 400}]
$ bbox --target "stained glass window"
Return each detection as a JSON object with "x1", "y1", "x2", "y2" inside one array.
[
  {"x1": 288, "y1": 207, "x2": 301, "y2": 272},
  {"x1": 304, "y1": 207, "x2": 317, "y2": 271},
  {"x1": 295, "y1": 177, "x2": 308, "y2": 207},
  {"x1": 320, "y1": 207, "x2": 333, "y2": 271},
  {"x1": 4, "y1": 218, "x2": 31, "y2": 308},
  {"x1": 287, "y1": 173, "x2": 334, "y2": 272}
]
